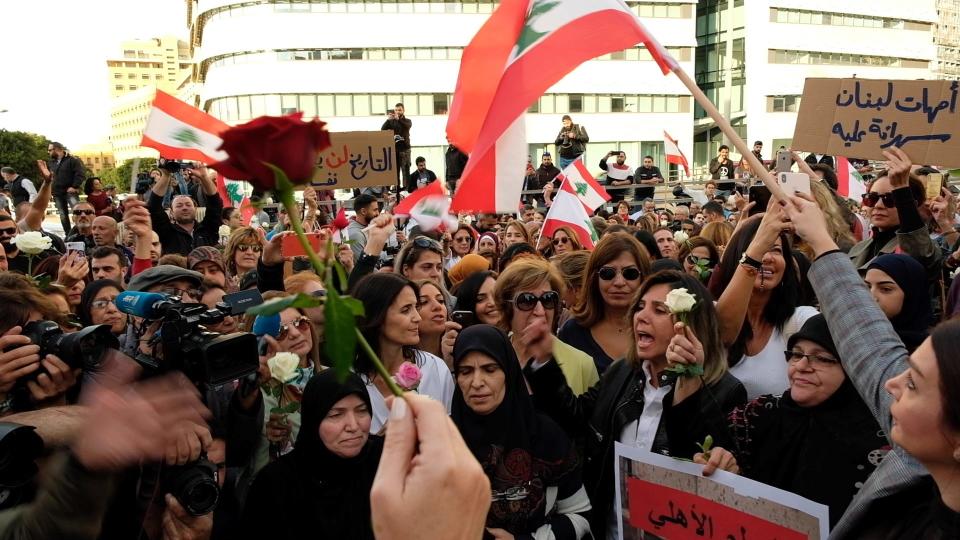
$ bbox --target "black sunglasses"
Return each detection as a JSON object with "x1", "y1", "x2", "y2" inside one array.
[
  {"x1": 598, "y1": 266, "x2": 642, "y2": 281},
  {"x1": 861, "y1": 192, "x2": 896, "y2": 208},
  {"x1": 412, "y1": 237, "x2": 443, "y2": 252},
  {"x1": 510, "y1": 291, "x2": 560, "y2": 311},
  {"x1": 685, "y1": 255, "x2": 713, "y2": 267},
  {"x1": 72, "y1": 209, "x2": 95, "y2": 216},
  {"x1": 552, "y1": 237, "x2": 570, "y2": 246}
]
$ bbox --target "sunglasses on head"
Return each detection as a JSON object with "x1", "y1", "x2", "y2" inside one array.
[
  {"x1": 598, "y1": 266, "x2": 642, "y2": 281},
  {"x1": 72, "y1": 209, "x2": 95, "y2": 216},
  {"x1": 278, "y1": 316, "x2": 311, "y2": 340},
  {"x1": 686, "y1": 255, "x2": 713, "y2": 266},
  {"x1": 412, "y1": 237, "x2": 443, "y2": 253},
  {"x1": 861, "y1": 192, "x2": 896, "y2": 208},
  {"x1": 510, "y1": 291, "x2": 560, "y2": 311},
  {"x1": 552, "y1": 236, "x2": 570, "y2": 246},
  {"x1": 237, "y1": 244, "x2": 262, "y2": 253}
]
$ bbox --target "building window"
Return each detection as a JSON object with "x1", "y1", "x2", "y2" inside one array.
[
  {"x1": 769, "y1": 95, "x2": 802, "y2": 112},
  {"x1": 568, "y1": 94, "x2": 583, "y2": 113},
  {"x1": 768, "y1": 48, "x2": 923, "y2": 67},
  {"x1": 772, "y1": 7, "x2": 923, "y2": 31},
  {"x1": 433, "y1": 94, "x2": 448, "y2": 115}
]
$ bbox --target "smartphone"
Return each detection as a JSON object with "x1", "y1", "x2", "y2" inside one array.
[
  {"x1": 748, "y1": 185, "x2": 771, "y2": 216},
  {"x1": 451, "y1": 311, "x2": 475, "y2": 328},
  {"x1": 778, "y1": 172, "x2": 811, "y2": 196},
  {"x1": 65, "y1": 241, "x2": 86, "y2": 257},
  {"x1": 926, "y1": 173, "x2": 944, "y2": 200},
  {"x1": 775, "y1": 150, "x2": 793, "y2": 173},
  {"x1": 282, "y1": 232, "x2": 323, "y2": 257}
]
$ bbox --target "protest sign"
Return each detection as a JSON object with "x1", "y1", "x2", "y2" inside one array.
[
  {"x1": 793, "y1": 78, "x2": 960, "y2": 167},
  {"x1": 614, "y1": 443, "x2": 829, "y2": 540},
  {"x1": 311, "y1": 131, "x2": 396, "y2": 190}
]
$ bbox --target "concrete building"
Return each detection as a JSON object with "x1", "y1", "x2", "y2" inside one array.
[
  {"x1": 694, "y1": 0, "x2": 937, "y2": 171},
  {"x1": 73, "y1": 142, "x2": 116, "y2": 175},
  {"x1": 188, "y1": 0, "x2": 698, "y2": 181},
  {"x1": 935, "y1": 0, "x2": 960, "y2": 79}
]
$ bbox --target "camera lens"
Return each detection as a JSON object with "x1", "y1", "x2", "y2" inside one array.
[{"x1": 164, "y1": 459, "x2": 219, "y2": 516}]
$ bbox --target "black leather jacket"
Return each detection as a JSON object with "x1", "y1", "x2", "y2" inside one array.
[{"x1": 524, "y1": 358, "x2": 746, "y2": 536}]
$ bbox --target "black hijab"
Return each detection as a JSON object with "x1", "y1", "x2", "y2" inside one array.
[
  {"x1": 451, "y1": 325, "x2": 577, "y2": 535},
  {"x1": 736, "y1": 315, "x2": 887, "y2": 526},
  {"x1": 242, "y1": 370, "x2": 381, "y2": 540},
  {"x1": 867, "y1": 254, "x2": 931, "y2": 352}
]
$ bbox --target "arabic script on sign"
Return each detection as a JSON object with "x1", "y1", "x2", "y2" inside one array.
[{"x1": 311, "y1": 131, "x2": 396, "y2": 190}]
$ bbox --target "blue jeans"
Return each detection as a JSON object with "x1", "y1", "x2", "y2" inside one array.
[
  {"x1": 54, "y1": 192, "x2": 79, "y2": 235},
  {"x1": 558, "y1": 156, "x2": 575, "y2": 170}
]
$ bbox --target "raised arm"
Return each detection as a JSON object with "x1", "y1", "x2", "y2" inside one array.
[{"x1": 23, "y1": 161, "x2": 54, "y2": 232}]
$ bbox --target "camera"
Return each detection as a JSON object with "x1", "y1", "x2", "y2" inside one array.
[
  {"x1": 0, "y1": 423, "x2": 43, "y2": 511},
  {"x1": 158, "y1": 159, "x2": 195, "y2": 174},
  {"x1": 137, "y1": 298, "x2": 259, "y2": 387},
  {"x1": 135, "y1": 172, "x2": 154, "y2": 195},
  {"x1": 162, "y1": 452, "x2": 220, "y2": 516},
  {"x1": 13, "y1": 321, "x2": 118, "y2": 383}
]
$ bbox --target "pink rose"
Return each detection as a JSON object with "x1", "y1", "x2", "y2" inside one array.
[{"x1": 393, "y1": 361, "x2": 422, "y2": 391}]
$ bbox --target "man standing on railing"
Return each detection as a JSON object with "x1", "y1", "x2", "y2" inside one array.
[
  {"x1": 709, "y1": 145, "x2": 736, "y2": 193},
  {"x1": 633, "y1": 155, "x2": 664, "y2": 203},
  {"x1": 47, "y1": 142, "x2": 85, "y2": 235},
  {"x1": 554, "y1": 115, "x2": 588, "y2": 169},
  {"x1": 599, "y1": 151, "x2": 633, "y2": 203}
]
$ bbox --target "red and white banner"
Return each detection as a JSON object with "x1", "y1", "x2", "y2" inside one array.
[
  {"x1": 664, "y1": 131, "x2": 690, "y2": 178},
  {"x1": 540, "y1": 189, "x2": 599, "y2": 250},
  {"x1": 141, "y1": 90, "x2": 230, "y2": 164},
  {"x1": 393, "y1": 181, "x2": 458, "y2": 232},
  {"x1": 835, "y1": 156, "x2": 867, "y2": 200},
  {"x1": 558, "y1": 159, "x2": 611, "y2": 215},
  {"x1": 448, "y1": 0, "x2": 677, "y2": 214}
]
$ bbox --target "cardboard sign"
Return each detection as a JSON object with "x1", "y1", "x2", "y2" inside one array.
[
  {"x1": 614, "y1": 444, "x2": 829, "y2": 540},
  {"x1": 793, "y1": 78, "x2": 960, "y2": 167},
  {"x1": 312, "y1": 131, "x2": 396, "y2": 190}
]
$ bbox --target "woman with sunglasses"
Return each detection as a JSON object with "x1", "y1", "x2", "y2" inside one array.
[
  {"x1": 785, "y1": 189, "x2": 960, "y2": 539},
  {"x1": 395, "y1": 236, "x2": 445, "y2": 286},
  {"x1": 78, "y1": 279, "x2": 126, "y2": 336},
  {"x1": 551, "y1": 226, "x2": 582, "y2": 256},
  {"x1": 525, "y1": 271, "x2": 745, "y2": 538},
  {"x1": 848, "y1": 154, "x2": 941, "y2": 276},
  {"x1": 224, "y1": 226, "x2": 265, "y2": 285},
  {"x1": 678, "y1": 237, "x2": 719, "y2": 283},
  {"x1": 352, "y1": 273, "x2": 455, "y2": 433},
  {"x1": 559, "y1": 233, "x2": 652, "y2": 374},
  {"x1": 447, "y1": 224, "x2": 477, "y2": 270},
  {"x1": 494, "y1": 258, "x2": 598, "y2": 396}
]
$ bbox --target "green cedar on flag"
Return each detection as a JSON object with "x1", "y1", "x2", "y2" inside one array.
[
  {"x1": 447, "y1": 0, "x2": 677, "y2": 213},
  {"x1": 558, "y1": 158, "x2": 611, "y2": 215},
  {"x1": 540, "y1": 188, "x2": 598, "y2": 250}
]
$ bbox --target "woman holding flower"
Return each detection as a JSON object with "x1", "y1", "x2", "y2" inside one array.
[
  {"x1": 678, "y1": 237, "x2": 719, "y2": 284},
  {"x1": 524, "y1": 270, "x2": 746, "y2": 538},
  {"x1": 352, "y1": 273, "x2": 455, "y2": 433}
]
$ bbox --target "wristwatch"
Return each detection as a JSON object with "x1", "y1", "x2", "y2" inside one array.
[{"x1": 738, "y1": 252, "x2": 762, "y2": 272}]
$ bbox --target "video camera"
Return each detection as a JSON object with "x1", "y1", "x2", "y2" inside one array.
[
  {"x1": 158, "y1": 158, "x2": 196, "y2": 174},
  {"x1": 115, "y1": 290, "x2": 260, "y2": 387}
]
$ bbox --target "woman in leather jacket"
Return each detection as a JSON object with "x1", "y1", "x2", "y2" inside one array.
[{"x1": 524, "y1": 271, "x2": 746, "y2": 538}]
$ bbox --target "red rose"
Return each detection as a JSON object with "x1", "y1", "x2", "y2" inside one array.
[{"x1": 211, "y1": 113, "x2": 330, "y2": 192}]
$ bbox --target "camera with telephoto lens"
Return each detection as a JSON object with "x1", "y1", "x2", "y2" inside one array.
[
  {"x1": 135, "y1": 297, "x2": 259, "y2": 387},
  {"x1": 9, "y1": 321, "x2": 118, "y2": 385},
  {"x1": 158, "y1": 159, "x2": 195, "y2": 174},
  {"x1": 162, "y1": 451, "x2": 219, "y2": 516}
]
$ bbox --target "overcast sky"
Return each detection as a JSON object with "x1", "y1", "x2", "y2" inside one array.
[{"x1": 0, "y1": 0, "x2": 186, "y2": 150}]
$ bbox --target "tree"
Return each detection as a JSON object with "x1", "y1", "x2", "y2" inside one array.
[
  {"x1": 106, "y1": 157, "x2": 158, "y2": 193},
  {"x1": 0, "y1": 130, "x2": 51, "y2": 184}
]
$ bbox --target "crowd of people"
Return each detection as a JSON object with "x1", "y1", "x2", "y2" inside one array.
[{"x1": 0, "y1": 140, "x2": 959, "y2": 540}]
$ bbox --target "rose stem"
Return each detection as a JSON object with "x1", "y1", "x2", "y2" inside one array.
[{"x1": 356, "y1": 328, "x2": 404, "y2": 397}]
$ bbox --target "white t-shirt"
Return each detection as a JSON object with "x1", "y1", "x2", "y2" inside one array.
[
  {"x1": 729, "y1": 306, "x2": 819, "y2": 400},
  {"x1": 366, "y1": 350, "x2": 455, "y2": 434}
]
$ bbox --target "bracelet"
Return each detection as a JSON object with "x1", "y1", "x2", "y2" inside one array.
[{"x1": 738, "y1": 252, "x2": 763, "y2": 270}]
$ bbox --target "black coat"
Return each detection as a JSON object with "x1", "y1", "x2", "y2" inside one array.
[
  {"x1": 524, "y1": 358, "x2": 746, "y2": 536},
  {"x1": 48, "y1": 154, "x2": 85, "y2": 195},
  {"x1": 381, "y1": 116, "x2": 412, "y2": 151},
  {"x1": 148, "y1": 191, "x2": 224, "y2": 255},
  {"x1": 445, "y1": 145, "x2": 469, "y2": 181},
  {"x1": 804, "y1": 154, "x2": 835, "y2": 169}
]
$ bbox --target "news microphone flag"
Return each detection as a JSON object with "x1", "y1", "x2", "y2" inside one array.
[
  {"x1": 447, "y1": 0, "x2": 677, "y2": 214},
  {"x1": 540, "y1": 189, "x2": 599, "y2": 250},
  {"x1": 558, "y1": 158, "x2": 610, "y2": 215},
  {"x1": 664, "y1": 131, "x2": 690, "y2": 178},
  {"x1": 835, "y1": 156, "x2": 867, "y2": 200}
]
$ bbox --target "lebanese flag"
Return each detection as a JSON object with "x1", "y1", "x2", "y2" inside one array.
[
  {"x1": 836, "y1": 157, "x2": 867, "y2": 200},
  {"x1": 540, "y1": 189, "x2": 600, "y2": 250},
  {"x1": 558, "y1": 158, "x2": 610, "y2": 215},
  {"x1": 141, "y1": 90, "x2": 230, "y2": 163},
  {"x1": 393, "y1": 181, "x2": 458, "y2": 232},
  {"x1": 448, "y1": 0, "x2": 677, "y2": 214},
  {"x1": 664, "y1": 131, "x2": 690, "y2": 178}
]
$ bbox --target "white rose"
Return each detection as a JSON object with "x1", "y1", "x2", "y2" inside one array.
[
  {"x1": 218, "y1": 225, "x2": 231, "y2": 238},
  {"x1": 673, "y1": 230, "x2": 689, "y2": 243},
  {"x1": 664, "y1": 287, "x2": 697, "y2": 314},
  {"x1": 660, "y1": 220, "x2": 669, "y2": 227},
  {"x1": 12, "y1": 231, "x2": 52, "y2": 255},
  {"x1": 267, "y1": 352, "x2": 301, "y2": 384}
]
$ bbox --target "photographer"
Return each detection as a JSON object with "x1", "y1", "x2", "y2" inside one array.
[
  {"x1": 148, "y1": 163, "x2": 224, "y2": 256},
  {"x1": 381, "y1": 103, "x2": 412, "y2": 192}
]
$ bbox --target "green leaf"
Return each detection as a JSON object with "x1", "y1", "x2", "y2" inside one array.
[
  {"x1": 273, "y1": 401, "x2": 300, "y2": 415},
  {"x1": 340, "y1": 296, "x2": 365, "y2": 317},
  {"x1": 696, "y1": 434, "x2": 714, "y2": 454},
  {"x1": 264, "y1": 162, "x2": 294, "y2": 193},
  {"x1": 247, "y1": 293, "x2": 323, "y2": 316},
  {"x1": 324, "y1": 288, "x2": 359, "y2": 382},
  {"x1": 663, "y1": 363, "x2": 705, "y2": 378}
]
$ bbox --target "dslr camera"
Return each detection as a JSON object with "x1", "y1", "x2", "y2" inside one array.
[
  {"x1": 158, "y1": 158, "x2": 195, "y2": 174},
  {"x1": 11, "y1": 321, "x2": 117, "y2": 385}
]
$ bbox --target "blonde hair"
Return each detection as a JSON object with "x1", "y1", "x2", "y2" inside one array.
[
  {"x1": 699, "y1": 221, "x2": 734, "y2": 249},
  {"x1": 224, "y1": 227, "x2": 264, "y2": 276},
  {"x1": 504, "y1": 220, "x2": 532, "y2": 245},
  {"x1": 240, "y1": 290, "x2": 321, "y2": 368},
  {"x1": 551, "y1": 250, "x2": 590, "y2": 293},
  {"x1": 284, "y1": 271, "x2": 323, "y2": 295},
  {"x1": 493, "y1": 258, "x2": 565, "y2": 333},
  {"x1": 806, "y1": 180, "x2": 855, "y2": 256}
]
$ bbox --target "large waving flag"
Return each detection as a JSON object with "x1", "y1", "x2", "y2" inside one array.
[
  {"x1": 141, "y1": 90, "x2": 229, "y2": 163},
  {"x1": 393, "y1": 181, "x2": 458, "y2": 232},
  {"x1": 448, "y1": 0, "x2": 677, "y2": 214},
  {"x1": 664, "y1": 131, "x2": 690, "y2": 178},
  {"x1": 540, "y1": 189, "x2": 599, "y2": 250},
  {"x1": 558, "y1": 159, "x2": 610, "y2": 215},
  {"x1": 835, "y1": 156, "x2": 867, "y2": 200}
]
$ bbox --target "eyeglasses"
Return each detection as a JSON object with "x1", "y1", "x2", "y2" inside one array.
[
  {"x1": 552, "y1": 237, "x2": 570, "y2": 246},
  {"x1": 72, "y1": 209, "x2": 95, "y2": 216},
  {"x1": 160, "y1": 287, "x2": 201, "y2": 300},
  {"x1": 0, "y1": 227, "x2": 16, "y2": 236},
  {"x1": 685, "y1": 255, "x2": 713, "y2": 267},
  {"x1": 784, "y1": 350, "x2": 840, "y2": 369},
  {"x1": 90, "y1": 298, "x2": 118, "y2": 310},
  {"x1": 598, "y1": 266, "x2": 642, "y2": 281},
  {"x1": 454, "y1": 236, "x2": 472, "y2": 243},
  {"x1": 278, "y1": 316, "x2": 311, "y2": 340},
  {"x1": 510, "y1": 291, "x2": 560, "y2": 311},
  {"x1": 236, "y1": 244, "x2": 262, "y2": 253},
  {"x1": 861, "y1": 192, "x2": 896, "y2": 208}
]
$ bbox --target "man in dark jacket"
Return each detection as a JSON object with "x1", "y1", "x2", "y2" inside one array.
[
  {"x1": 148, "y1": 166, "x2": 223, "y2": 255},
  {"x1": 381, "y1": 103, "x2": 412, "y2": 192},
  {"x1": 46, "y1": 142, "x2": 85, "y2": 234},
  {"x1": 1, "y1": 167, "x2": 37, "y2": 214},
  {"x1": 554, "y1": 115, "x2": 589, "y2": 169},
  {"x1": 445, "y1": 140, "x2": 469, "y2": 195},
  {"x1": 536, "y1": 152, "x2": 561, "y2": 190}
]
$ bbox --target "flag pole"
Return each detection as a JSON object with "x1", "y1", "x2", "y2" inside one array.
[{"x1": 671, "y1": 67, "x2": 790, "y2": 202}]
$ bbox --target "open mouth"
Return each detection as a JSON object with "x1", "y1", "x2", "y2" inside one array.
[{"x1": 635, "y1": 331, "x2": 655, "y2": 347}]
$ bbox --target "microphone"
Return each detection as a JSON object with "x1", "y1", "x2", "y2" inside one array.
[
  {"x1": 114, "y1": 291, "x2": 171, "y2": 319},
  {"x1": 252, "y1": 314, "x2": 281, "y2": 338}
]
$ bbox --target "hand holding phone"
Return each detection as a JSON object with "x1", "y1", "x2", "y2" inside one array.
[
  {"x1": 451, "y1": 311, "x2": 475, "y2": 328},
  {"x1": 778, "y1": 172, "x2": 811, "y2": 196},
  {"x1": 281, "y1": 231, "x2": 324, "y2": 258},
  {"x1": 775, "y1": 150, "x2": 793, "y2": 173},
  {"x1": 925, "y1": 173, "x2": 944, "y2": 200}
]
